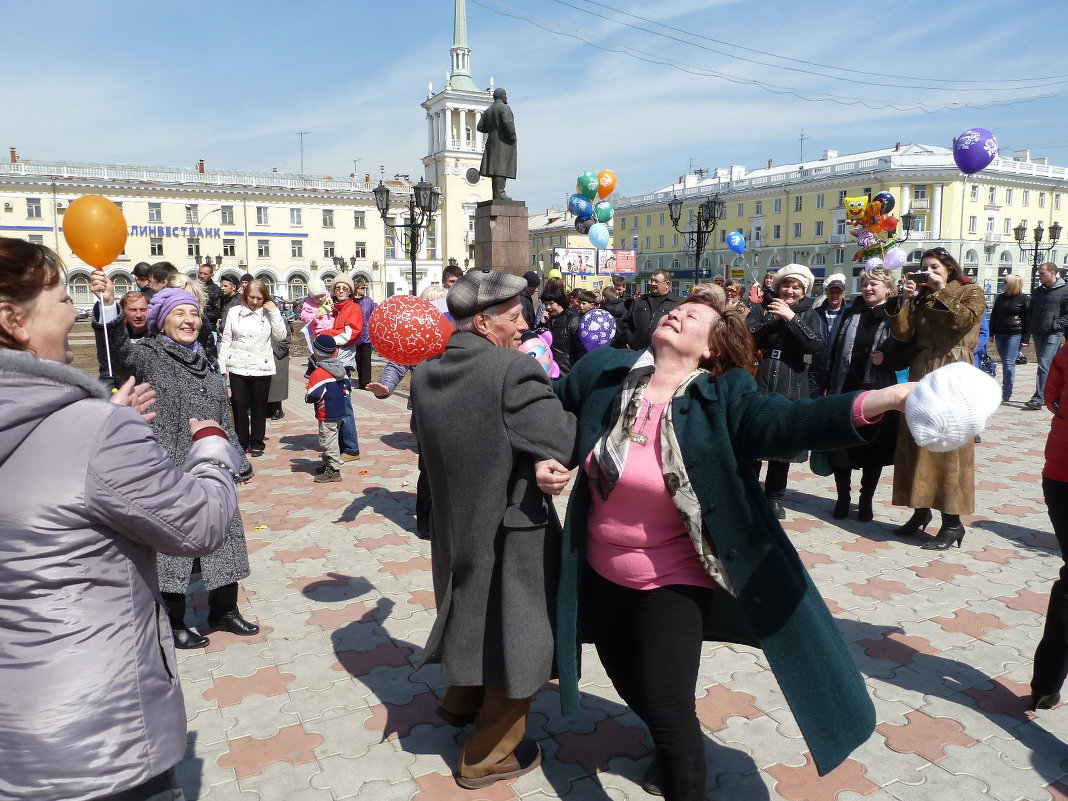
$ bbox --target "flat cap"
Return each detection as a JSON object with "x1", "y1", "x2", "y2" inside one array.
[{"x1": 447, "y1": 269, "x2": 528, "y2": 318}]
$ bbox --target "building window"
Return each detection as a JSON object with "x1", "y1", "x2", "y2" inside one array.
[
  {"x1": 968, "y1": 215, "x2": 978, "y2": 234},
  {"x1": 619, "y1": 216, "x2": 627, "y2": 231},
  {"x1": 646, "y1": 214, "x2": 651, "y2": 227},
  {"x1": 290, "y1": 208, "x2": 302, "y2": 226},
  {"x1": 1006, "y1": 188, "x2": 1014, "y2": 204},
  {"x1": 150, "y1": 237, "x2": 164, "y2": 256},
  {"x1": 26, "y1": 198, "x2": 42, "y2": 219},
  {"x1": 187, "y1": 238, "x2": 201, "y2": 258},
  {"x1": 720, "y1": 230, "x2": 727, "y2": 243},
  {"x1": 256, "y1": 206, "x2": 269, "y2": 225},
  {"x1": 862, "y1": 186, "x2": 871, "y2": 198},
  {"x1": 986, "y1": 216, "x2": 996, "y2": 233},
  {"x1": 970, "y1": 185, "x2": 979, "y2": 202},
  {"x1": 814, "y1": 221, "x2": 824, "y2": 237},
  {"x1": 834, "y1": 249, "x2": 845, "y2": 265},
  {"x1": 644, "y1": 236, "x2": 651, "y2": 250},
  {"x1": 793, "y1": 222, "x2": 802, "y2": 239},
  {"x1": 659, "y1": 212, "x2": 665, "y2": 226},
  {"x1": 912, "y1": 185, "x2": 927, "y2": 200},
  {"x1": 754, "y1": 200, "x2": 763, "y2": 216},
  {"x1": 223, "y1": 238, "x2": 236, "y2": 256},
  {"x1": 1003, "y1": 218, "x2": 1012, "y2": 235},
  {"x1": 354, "y1": 241, "x2": 366, "y2": 259},
  {"x1": 773, "y1": 198, "x2": 782, "y2": 214},
  {"x1": 672, "y1": 233, "x2": 679, "y2": 247},
  {"x1": 1040, "y1": 192, "x2": 1047, "y2": 209},
  {"x1": 658, "y1": 234, "x2": 664, "y2": 248},
  {"x1": 772, "y1": 224, "x2": 781, "y2": 239},
  {"x1": 988, "y1": 187, "x2": 997, "y2": 205},
  {"x1": 1023, "y1": 190, "x2": 1031, "y2": 206},
  {"x1": 148, "y1": 202, "x2": 162, "y2": 222},
  {"x1": 291, "y1": 240, "x2": 303, "y2": 258},
  {"x1": 1058, "y1": 194, "x2": 1063, "y2": 211},
  {"x1": 185, "y1": 204, "x2": 199, "y2": 224},
  {"x1": 221, "y1": 206, "x2": 234, "y2": 225},
  {"x1": 354, "y1": 211, "x2": 365, "y2": 228},
  {"x1": 28, "y1": 234, "x2": 44, "y2": 245},
  {"x1": 816, "y1": 193, "x2": 825, "y2": 210},
  {"x1": 257, "y1": 239, "x2": 270, "y2": 258},
  {"x1": 385, "y1": 233, "x2": 396, "y2": 259},
  {"x1": 836, "y1": 218, "x2": 847, "y2": 235},
  {"x1": 794, "y1": 195, "x2": 803, "y2": 212},
  {"x1": 323, "y1": 241, "x2": 335, "y2": 258},
  {"x1": 736, "y1": 203, "x2": 744, "y2": 217},
  {"x1": 426, "y1": 221, "x2": 437, "y2": 259},
  {"x1": 631, "y1": 235, "x2": 639, "y2": 249},
  {"x1": 323, "y1": 209, "x2": 334, "y2": 228},
  {"x1": 837, "y1": 190, "x2": 847, "y2": 207}
]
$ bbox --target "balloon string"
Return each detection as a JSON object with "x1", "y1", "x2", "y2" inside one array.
[{"x1": 97, "y1": 292, "x2": 113, "y2": 380}]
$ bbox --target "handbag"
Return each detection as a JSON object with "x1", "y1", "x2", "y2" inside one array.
[
  {"x1": 979, "y1": 350, "x2": 997, "y2": 378},
  {"x1": 809, "y1": 449, "x2": 833, "y2": 476}
]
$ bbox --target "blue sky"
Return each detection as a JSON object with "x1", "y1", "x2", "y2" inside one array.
[{"x1": 6, "y1": 0, "x2": 1068, "y2": 213}]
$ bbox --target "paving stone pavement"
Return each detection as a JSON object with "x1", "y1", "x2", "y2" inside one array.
[{"x1": 175, "y1": 359, "x2": 1068, "y2": 801}]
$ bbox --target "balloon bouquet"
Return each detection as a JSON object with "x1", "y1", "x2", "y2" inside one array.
[
  {"x1": 62, "y1": 195, "x2": 128, "y2": 379},
  {"x1": 568, "y1": 169, "x2": 617, "y2": 250}
]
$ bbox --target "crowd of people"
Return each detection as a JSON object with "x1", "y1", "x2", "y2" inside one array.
[{"x1": 1, "y1": 234, "x2": 1067, "y2": 801}]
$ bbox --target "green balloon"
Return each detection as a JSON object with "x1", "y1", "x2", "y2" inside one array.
[
  {"x1": 594, "y1": 201, "x2": 614, "y2": 223},
  {"x1": 577, "y1": 171, "x2": 598, "y2": 200}
]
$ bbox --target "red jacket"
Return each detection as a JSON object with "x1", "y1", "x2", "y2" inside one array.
[
  {"x1": 1045, "y1": 342, "x2": 1068, "y2": 481},
  {"x1": 321, "y1": 298, "x2": 364, "y2": 348}
]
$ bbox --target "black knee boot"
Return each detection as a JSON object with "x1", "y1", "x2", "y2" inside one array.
[
  {"x1": 832, "y1": 470, "x2": 851, "y2": 519},
  {"x1": 858, "y1": 467, "x2": 880, "y2": 523}
]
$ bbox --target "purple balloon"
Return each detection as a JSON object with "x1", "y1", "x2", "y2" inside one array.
[
  {"x1": 577, "y1": 308, "x2": 616, "y2": 352},
  {"x1": 953, "y1": 128, "x2": 998, "y2": 175}
]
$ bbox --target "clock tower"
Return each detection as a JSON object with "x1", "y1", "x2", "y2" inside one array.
[{"x1": 422, "y1": 0, "x2": 492, "y2": 269}]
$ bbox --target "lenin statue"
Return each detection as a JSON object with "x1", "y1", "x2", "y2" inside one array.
[{"x1": 477, "y1": 88, "x2": 517, "y2": 201}]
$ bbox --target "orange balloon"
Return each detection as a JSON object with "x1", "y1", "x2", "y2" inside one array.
[
  {"x1": 597, "y1": 169, "x2": 617, "y2": 200},
  {"x1": 63, "y1": 195, "x2": 128, "y2": 268}
]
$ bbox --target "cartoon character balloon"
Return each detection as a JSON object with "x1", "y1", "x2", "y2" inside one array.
[
  {"x1": 369, "y1": 295, "x2": 450, "y2": 366},
  {"x1": 577, "y1": 308, "x2": 616, "y2": 352},
  {"x1": 844, "y1": 196, "x2": 869, "y2": 225},
  {"x1": 520, "y1": 331, "x2": 560, "y2": 378},
  {"x1": 953, "y1": 128, "x2": 998, "y2": 175}
]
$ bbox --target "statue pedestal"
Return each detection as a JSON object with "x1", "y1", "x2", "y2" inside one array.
[{"x1": 474, "y1": 199, "x2": 528, "y2": 276}]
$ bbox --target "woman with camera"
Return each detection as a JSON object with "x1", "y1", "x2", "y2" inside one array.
[{"x1": 888, "y1": 248, "x2": 986, "y2": 549}]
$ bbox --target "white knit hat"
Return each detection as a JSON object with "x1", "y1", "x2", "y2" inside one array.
[
  {"x1": 771, "y1": 263, "x2": 815, "y2": 295},
  {"x1": 904, "y1": 362, "x2": 1001, "y2": 452}
]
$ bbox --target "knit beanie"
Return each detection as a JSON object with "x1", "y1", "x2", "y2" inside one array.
[
  {"x1": 146, "y1": 288, "x2": 201, "y2": 335},
  {"x1": 308, "y1": 277, "x2": 328, "y2": 296},
  {"x1": 332, "y1": 274, "x2": 355, "y2": 293},
  {"x1": 904, "y1": 362, "x2": 1001, "y2": 452},
  {"x1": 312, "y1": 334, "x2": 337, "y2": 361},
  {"x1": 771, "y1": 263, "x2": 815, "y2": 294}
]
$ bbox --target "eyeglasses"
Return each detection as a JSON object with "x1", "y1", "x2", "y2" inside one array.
[
  {"x1": 650, "y1": 279, "x2": 669, "y2": 285},
  {"x1": 725, "y1": 289, "x2": 739, "y2": 296}
]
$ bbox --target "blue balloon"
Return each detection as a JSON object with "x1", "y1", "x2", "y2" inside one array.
[
  {"x1": 953, "y1": 127, "x2": 998, "y2": 175},
  {"x1": 727, "y1": 231, "x2": 746, "y2": 255},
  {"x1": 577, "y1": 308, "x2": 616, "y2": 352},
  {"x1": 588, "y1": 222, "x2": 611, "y2": 250},
  {"x1": 568, "y1": 193, "x2": 594, "y2": 219}
]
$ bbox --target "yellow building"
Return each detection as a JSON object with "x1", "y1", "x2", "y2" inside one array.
[{"x1": 613, "y1": 143, "x2": 1068, "y2": 297}]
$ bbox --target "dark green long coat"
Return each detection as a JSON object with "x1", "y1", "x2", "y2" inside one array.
[{"x1": 553, "y1": 346, "x2": 876, "y2": 776}]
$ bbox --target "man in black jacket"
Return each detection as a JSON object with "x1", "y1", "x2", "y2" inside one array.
[
  {"x1": 1024, "y1": 262, "x2": 1068, "y2": 410},
  {"x1": 617, "y1": 270, "x2": 679, "y2": 350},
  {"x1": 519, "y1": 270, "x2": 539, "y2": 331},
  {"x1": 198, "y1": 263, "x2": 223, "y2": 333}
]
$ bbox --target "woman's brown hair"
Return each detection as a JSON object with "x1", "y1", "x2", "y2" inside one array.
[
  {"x1": 0, "y1": 238, "x2": 65, "y2": 351},
  {"x1": 679, "y1": 295, "x2": 757, "y2": 378},
  {"x1": 242, "y1": 279, "x2": 269, "y2": 305}
]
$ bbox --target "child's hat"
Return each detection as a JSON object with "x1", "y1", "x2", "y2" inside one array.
[{"x1": 312, "y1": 334, "x2": 337, "y2": 360}]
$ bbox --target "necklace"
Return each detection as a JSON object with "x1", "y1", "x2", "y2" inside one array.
[{"x1": 628, "y1": 399, "x2": 662, "y2": 446}]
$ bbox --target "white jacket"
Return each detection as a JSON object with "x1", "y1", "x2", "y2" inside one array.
[{"x1": 218, "y1": 305, "x2": 287, "y2": 376}]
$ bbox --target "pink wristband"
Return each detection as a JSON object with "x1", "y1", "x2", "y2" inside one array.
[{"x1": 851, "y1": 391, "x2": 883, "y2": 427}]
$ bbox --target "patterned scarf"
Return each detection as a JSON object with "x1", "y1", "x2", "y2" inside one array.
[{"x1": 587, "y1": 350, "x2": 733, "y2": 593}]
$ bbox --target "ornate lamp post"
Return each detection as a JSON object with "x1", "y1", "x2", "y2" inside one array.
[
  {"x1": 1014, "y1": 220, "x2": 1062, "y2": 290},
  {"x1": 667, "y1": 194, "x2": 726, "y2": 280},
  {"x1": 897, "y1": 211, "x2": 917, "y2": 243},
  {"x1": 373, "y1": 179, "x2": 441, "y2": 295}
]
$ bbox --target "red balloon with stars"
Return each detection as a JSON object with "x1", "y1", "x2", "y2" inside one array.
[{"x1": 369, "y1": 295, "x2": 452, "y2": 366}]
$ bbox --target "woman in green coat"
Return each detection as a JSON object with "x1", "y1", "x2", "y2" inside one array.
[{"x1": 547, "y1": 294, "x2": 917, "y2": 801}]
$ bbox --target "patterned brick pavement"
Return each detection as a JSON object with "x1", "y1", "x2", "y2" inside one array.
[{"x1": 174, "y1": 360, "x2": 1068, "y2": 801}]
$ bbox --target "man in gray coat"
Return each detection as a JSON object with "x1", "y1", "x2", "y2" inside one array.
[
  {"x1": 477, "y1": 88, "x2": 517, "y2": 200},
  {"x1": 411, "y1": 269, "x2": 575, "y2": 789}
]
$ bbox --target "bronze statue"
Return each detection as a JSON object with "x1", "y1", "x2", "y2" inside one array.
[{"x1": 477, "y1": 88, "x2": 517, "y2": 201}]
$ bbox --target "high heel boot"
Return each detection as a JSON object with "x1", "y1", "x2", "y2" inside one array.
[
  {"x1": 922, "y1": 514, "x2": 966, "y2": 550},
  {"x1": 892, "y1": 507, "x2": 932, "y2": 537},
  {"x1": 858, "y1": 467, "x2": 880, "y2": 523},
  {"x1": 832, "y1": 470, "x2": 851, "y2": 520}
]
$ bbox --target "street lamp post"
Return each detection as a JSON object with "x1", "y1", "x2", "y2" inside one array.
[
  {"x1": 1014, "y1": 220, "x2": 1062, "y2": 290},
  {"x1": 667, "y1": 194, "x2": 726, "y2": 281},
  {"x1": 373, "y1": 179, "x2": 441, "y2": 295}
]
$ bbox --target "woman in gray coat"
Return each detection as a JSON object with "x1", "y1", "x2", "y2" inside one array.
[
  {"x1": 92, "y1": 270, "x2": 260, "y2": 649},
  {"x1": 0, "y1": 238, "x2": 242, "y2": 801}
]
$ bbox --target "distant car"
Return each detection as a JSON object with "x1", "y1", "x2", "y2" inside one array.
[{"x1": 76, "y1": 307, "x2": 92, "y2": 321}]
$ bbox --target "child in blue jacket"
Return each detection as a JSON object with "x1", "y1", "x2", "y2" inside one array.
[{"x1": 305, "y1": 335, "x2": 351, "y2": 483}]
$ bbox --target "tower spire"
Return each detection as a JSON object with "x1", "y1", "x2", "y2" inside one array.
[{"x1": 449, "y1": 0, "x2": 479, "y2": 92}]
